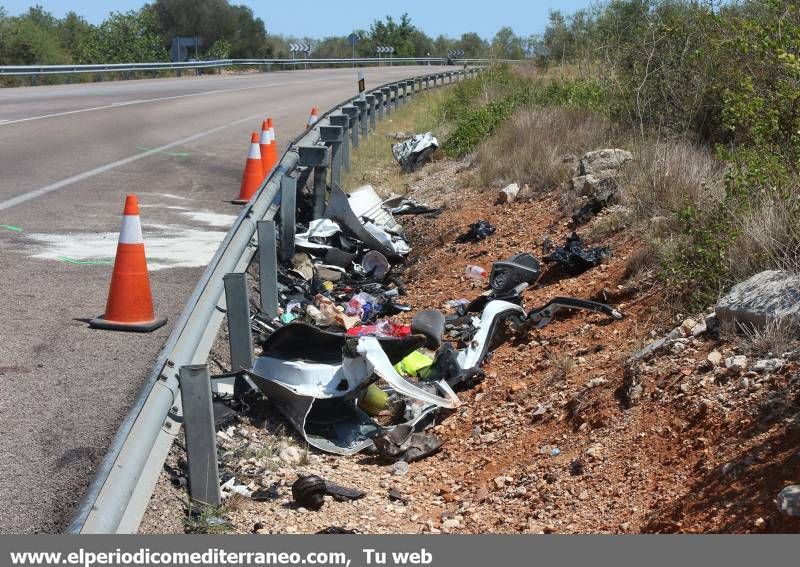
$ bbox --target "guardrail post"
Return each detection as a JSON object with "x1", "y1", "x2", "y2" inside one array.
[
  {"x1": 257, "y1": 220, "x2": 279, "y2": 320},
  {"x1": 380, "y1": 88, "x2": 391, "y2": 117},
  {"x1": 374, "y1": 91, "x2": 385, "y2": 121},
  {"x1": 178, "y1": 364, "x2": 221, "y2": 507},
  {"x1": 320, "y1": 125, "x2": 343, "y2": 189},
  {"x1": 389, "y1": 86, "x2": 398, "y2": 111},
  {"x1": 365, "y1": 94, "x2": 377, "y2": 130},
  {"x1": 398, "y1": 82, "x2": 406, "y2": 106},
  {"x1": 353, "y1": 99, "x2": 369, "y2": 137},
  {"x1": 341, "y1": 105, "x2": 359, "y2": 149},
  {"x1": 298, "y1": 145, "x2": 330, "y2": 219},
  {"x1": 405, "y1": 80, "x2": 413, "y2": 102},
  {"x1": 279, "y1": 173, "x2": 297, "y2": 264},
  {"x1": 223, "y1": 273, "x2": 253, "y2": 397},
  {"x1": 329, "y1": 114, "x2": 350, "y2": 171}
]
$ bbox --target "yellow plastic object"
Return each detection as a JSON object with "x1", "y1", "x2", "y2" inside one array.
[
  {"x1": 322, "y1": 280, "x2": 334, "y2": 291},
  {"x1": 358, "y1": 384, "x2": 389, "y2": 416},
  {"x1": 393, "y1": 350, "x2": 434, "y2": 378}
]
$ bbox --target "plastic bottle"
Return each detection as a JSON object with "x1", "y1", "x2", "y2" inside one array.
[{"x1": 465, "y1": 265, "x2": 488, "y2": 279}]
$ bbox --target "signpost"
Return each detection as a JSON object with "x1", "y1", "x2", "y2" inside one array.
[
  {"x1": 375, "y1": 46, "x2": 395, "y2": 66},
  {"x1": 348, "y1": 33, "x2": 359, "y2": 68},
  {"x1": 289, "y1": 43, "x2": 312, "y2": 69}
]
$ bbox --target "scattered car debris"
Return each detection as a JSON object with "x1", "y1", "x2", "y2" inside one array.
[
  {"x1": 317, "y1": 526, "x2": 359, "y2": 534},
  {"x1": 383, "y1": 195, "x2": 442, "y2": 216},
  {"x1": 392, "y1": 132, "x2": 439, "y2": 173},
  {"x1": 542, "y1": 232, "x2": 609, "y2": 276},
  {"x1": 291, "y1": 475, "x2": 366, "y2": 511},
  {"x1": 489, "y1": 253, "x2": 541, "y2": 295},
  {"x1": 372, "y1": 424, "x2": 444, "y2": 462},
  {"x1": 456, "y1": 220, "x2": 496, "y2": 243}
]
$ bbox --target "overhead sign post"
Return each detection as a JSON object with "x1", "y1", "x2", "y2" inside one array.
[{"x1": 348, "y1": 33, "x2": 359, "y2": 69}]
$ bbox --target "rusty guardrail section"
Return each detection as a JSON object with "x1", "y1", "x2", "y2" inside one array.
[{"x1": 66, "y1": 66, "x2": 483, "y2": 534}]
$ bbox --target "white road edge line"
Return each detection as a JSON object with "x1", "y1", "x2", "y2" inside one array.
[
  {"x1": 0, "y1": 109, "x2": 282, "y2": 212},
  {"x1": 0, "y1": 74, "x2": 369, "y2": 126}
]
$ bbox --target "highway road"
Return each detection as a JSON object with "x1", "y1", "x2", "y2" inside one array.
[{"x1": 0, "y1": 65, "x2": 446, "y2": 533}]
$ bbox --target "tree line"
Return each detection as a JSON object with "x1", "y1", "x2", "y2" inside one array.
[{"x1": 0, "y1": 1, "x2": 530, "y2": 66}]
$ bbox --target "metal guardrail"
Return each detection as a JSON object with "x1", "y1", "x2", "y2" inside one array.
[
  {"x1": 0, "y1": 57, "x2": 509, "y2": 77},
  {"x1": 66, "y1": 66, "x2": 482, "y2": 534}
]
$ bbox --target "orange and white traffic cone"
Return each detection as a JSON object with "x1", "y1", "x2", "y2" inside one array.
[
  {"x1": 307, "y1": 106, "x2": 318, "y2": 128},
  {"x1": 259, "y1": 118, "x2": 277, "y2": 176},
  {"x1": 90, "y1": 194, "x2": 167, "y2": 332},
  {"x1": 234, "y1": 132, "x2": 264, "y2": 204},
  {"x1": 267, "y1": 118, "x2": 279, "y2": 171}
]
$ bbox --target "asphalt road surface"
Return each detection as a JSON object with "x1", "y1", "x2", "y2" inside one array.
[{"x1": 0, "y1": 65, "x2": 446, "y2": 533}]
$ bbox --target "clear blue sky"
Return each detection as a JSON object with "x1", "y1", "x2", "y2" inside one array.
[{"x1": 2, "y1": 1, "x2": 595, "y2": 39}]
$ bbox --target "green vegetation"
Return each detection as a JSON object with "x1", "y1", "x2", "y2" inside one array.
[{"x1": 397, "y1": 0, "x2": 800, "y2": 309}]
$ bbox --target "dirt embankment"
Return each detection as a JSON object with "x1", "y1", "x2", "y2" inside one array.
[{"x1": 141, "y1": 156, "x2": 800, "y2": 535}]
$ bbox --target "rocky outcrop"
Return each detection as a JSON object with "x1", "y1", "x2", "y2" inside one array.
[
  {"x1": 568, "y1": 148, "x2": 633, "y2": 225},
  {"x1": 715, "y1": 270, "x2": 800, "y2": 330}
]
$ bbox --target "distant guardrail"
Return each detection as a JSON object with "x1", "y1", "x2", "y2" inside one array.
[{"x1": 0, "y1": 57, "x2": 513, "y2": 77}]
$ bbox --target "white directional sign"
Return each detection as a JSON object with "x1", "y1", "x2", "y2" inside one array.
[
  {"x1": 375, "y1": 46, "x2": 395, "y2": 54},
  {"x1": 289, "y1": 43, "x2": 311, "y2": 53},
  {"x1": 448, "y1": 49, "x2": 465, "y2": 58}
]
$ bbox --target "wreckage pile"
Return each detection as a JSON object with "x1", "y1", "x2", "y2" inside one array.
[
  {"x1": 246, "y1": 175, "x2": 622, "y2": 472},
  {"x1": 147, "y1": 135, "x2": 626, "y2": 528}
]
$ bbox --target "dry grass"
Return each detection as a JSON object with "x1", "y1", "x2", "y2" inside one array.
[
  {"x1": 341, "y1": 89, "x2": 450, "y2": 197},
  {"x1": 619, "y1": 139, "x2": 725, "y2": 224},
  {"x1": 740, "y1": 317, "x2": 798, "y2": 358},
  {"x1": 475, "y1": 106, "x2": 613, "y2": 190},
  {"x1": 730, "y1": 193, "x2": 800, "y2": 278},
  {"x1": 623, "y1": 243, "x2": 659, "y2": 280},
  {"x1": 546, "y1": 351, "x2": 576, "y2": 381}
]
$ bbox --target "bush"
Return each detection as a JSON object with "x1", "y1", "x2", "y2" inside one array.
[{"x1": 439, "y1": 67, "x2": 608, "y2": 158}]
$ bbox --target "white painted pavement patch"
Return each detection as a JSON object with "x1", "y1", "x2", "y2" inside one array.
[
  {"x1": 24, "y1": 225, "x2": 227, "y2": 271},
  {"x1": 138, "y1": 204, "x2": 237, "y2": 228},
  {"x1": 179, "y1": 210, "x2": 237, "y2": 227}
]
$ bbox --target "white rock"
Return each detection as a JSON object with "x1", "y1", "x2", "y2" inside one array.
[
  {"x1": 497, "y1": 183, "x2": 520, "y2": 204},
  {"x1": 691, "y1": 321, "x2": 708, "y2": 337},
  {"x1": 586, "y1": 377, "x2": 608, "y2": 388},
  {"x1": 716, "y1": 270, "x2": 800, "y2": 330},
  {"x1": 707, "y1": 350, "x2": 723, "y2": 366},
  {"x1": 392, "y1": 461, "x2": 410, "y2": 476},
  {"x1": 725, "y1": 355, "x2": 748, "y2": 374},
  {"x1": 586, "y1": 445, "x2": 603, "y2": 460},
  {"x1": 753, "y1": 358, "x2": 784, "y2": 373},
  {"x1": 278, "y1": 446, "x2": 302, "y2": 465},
  {"x1": 442, "y1": 518, "x2": 461, "y2": 529}
]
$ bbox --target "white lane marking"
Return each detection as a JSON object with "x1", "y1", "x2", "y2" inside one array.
[
  {"x1": 0, "y1": 76, "x2": 342, "y2": 126},
  {"x1": 0, "y1": 108, "x2": 282, "y2": 212},
  {"x1": 111, "y1": 100, "x2": 144, "y2": 106},
  {"x1": 0, "y1": 120, "x2": 9, "y2": 124}
]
